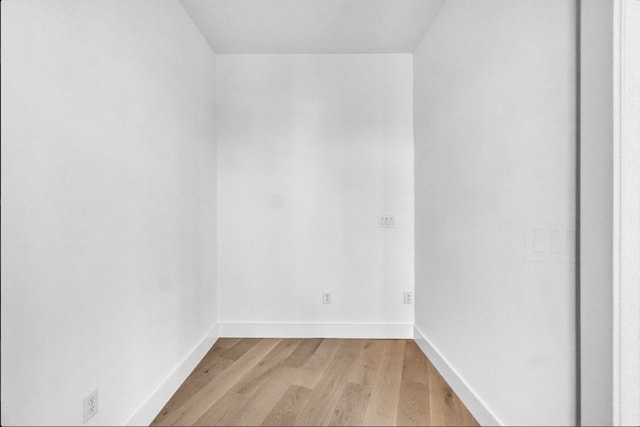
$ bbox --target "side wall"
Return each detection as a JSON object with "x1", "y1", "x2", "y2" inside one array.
[
  {"x1": 216, "y1": 54, "x2": 414, "y2": 336},
  {"x1": 0, "y1": 1, "x2": 218, "y2": 425},
  {"x1": 413, "y1": 1, "x2": 576, "y2": 425}
]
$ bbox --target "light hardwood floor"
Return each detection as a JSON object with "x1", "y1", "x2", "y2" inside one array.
[{"x1": 151, "y1": 338, "x2": 479, "y2": 426}]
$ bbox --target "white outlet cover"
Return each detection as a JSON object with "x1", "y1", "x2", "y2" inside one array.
[
  {"x1": 83, "y1": 388, "x2": 98, "y2": 424},
  {"x1": 322, "y1": 292, "x2": 331, "y2": 304},
  {"x1": 403, "y1": 291, "x2": 413, "y2": 304}
]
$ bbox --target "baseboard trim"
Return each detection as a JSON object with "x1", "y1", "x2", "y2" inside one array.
[
  {"x1": 413, "y1": 325, "x2": 502, "y2": 426},
  {"x1": 125, "y1": 323, "x2": 219, "y2": 426},
  {"x1": 219, "y1": 322, "x2": 413, "y2": 338}
]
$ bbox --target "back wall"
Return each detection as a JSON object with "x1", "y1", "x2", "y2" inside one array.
[{"x1": 216, "y1": 54, "x2": 414, "y2": 336}]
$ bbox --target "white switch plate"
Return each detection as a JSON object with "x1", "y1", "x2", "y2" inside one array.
[
  {"x1": 526, "y1": 220, "x2": 575, "y2": 263},
  {"x1": 378, "y1": 215, "x2": 395, "y2": 228}
]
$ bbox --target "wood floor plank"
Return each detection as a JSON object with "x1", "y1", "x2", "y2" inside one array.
[
  {"x1": 151, "y1": 354, "x2": 234, "y2": 425},
  {"x1": 363, "y1": 339, "x2": 406, "y2": 425},
  {"x1": 397, "y1": 379, "x2": 430, "y2": 426},
  {"x1": 346, "y1": 339, "x2": 383, "y2": 387},
  {"x1": 223, "y1": 365, "x2": 301, "y2": 426},
  {"x1": 428, "y1": 361, "x2": 468, "y2": 426},
  {"x1": 230, "y1": 338, "x2": 302, "y2": 396},
  {"x1": 294, "y1": 340, "x2": 365, "y2": 426},
  {"x1": 394, "y1": 339, "x2": 432, "y2": 425},
  {"x1": 192, "y1": 391, "x2": 248, "y2": 426},
  {"x1": 327, "y1": 382, "x2": 372, "y2": 426},
  {"x1": 215, "y1": 338, "x2": 243, "y2": 349},
  {"x1": 261, "y1": 385, "x2": 312, "y2": 426},
  {"x1": 217, "y1": 338, "x2": 262, "y2": 361},
  {"x1": 461, "y1": 403, "x2": 480, "y2": 427},
  {"x1": 292, "y1": 338, "x2": 342, "y2": 389},
  {"x1": 156, "y1": 338, "x2": 281, "y2": 426},
  {"x1": 402, "y1": 340, "x2": 430, "y2": 385},
  {"x1": 153, "y1": 338, "x2": 479, "y2": 427},
  {"x1": 283, "y1": 338, "x2": 323, "y2": 368}
]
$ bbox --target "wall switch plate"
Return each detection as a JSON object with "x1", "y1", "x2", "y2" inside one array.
[
  {"x1": 322, "y1": 292, "x2": 332, "y2": 304},
  {"x1": 83, "y1": 387, "x2": 98, "y2": 424},
  {"x1": 403, "y1": 291, "x2": 413, "y2": 304},
  {"x1": 378, "y1": 215, "x2": 396, "y2": 228},
  {"x1": 526, "y1": 220, "x2": 575, "y2": 263}
]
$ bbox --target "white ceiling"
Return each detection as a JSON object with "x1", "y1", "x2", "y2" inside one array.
[{"x1": 180, "y1": 0, "x2": 445, "y2": 54}]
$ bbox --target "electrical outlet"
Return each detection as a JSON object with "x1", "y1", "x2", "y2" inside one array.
[
  {"x1": 403, "y1": 291, "x2": 413, "y2": 304},
  {"x1": 322, "y1": 292, "x2": 332, "y2": 304},
  {"x1": 83, "y1": 388, "x2": 98, "y2": 424}
]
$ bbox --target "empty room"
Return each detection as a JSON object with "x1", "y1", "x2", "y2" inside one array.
[{"x1": 1, "y1": 0, "x2": 639, "y2": 426}]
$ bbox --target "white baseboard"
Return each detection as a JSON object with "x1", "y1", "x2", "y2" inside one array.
[
  {"x1": 125, "y1": 323, "x2": 219, "y2": 426},
  {"x1": 413, "y1": 325, "x2": 502, "y2": 426},
  {"x1": 219, "y1": 322, "x2": 413, "y2": 339}
]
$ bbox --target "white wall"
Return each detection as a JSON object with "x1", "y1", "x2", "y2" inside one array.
[
  {"x1": 0, "y1": 1, "x2": 218, "y2": 425},
  {"x1": 580, "y1": 1, "x2": 613, "y2": 425},
  {"x1": 413, "y1": 1, "x2": 576, "y2": 425},
  {"x1": 216, "y1": 54, "x2": 414, "y2": 336}
]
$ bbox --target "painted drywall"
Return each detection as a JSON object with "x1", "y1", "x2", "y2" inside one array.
[
  {"x1": 413, "y1": 0, "x2": 576, "y2": 425},
  {"x1": 0, "y1": 1, "x2": 218, "y2": 425},
  {"x1": 216, "y1": 54, "x2": 414, "y2": 333},
  {"x1": 580, "y1": 1, "x2": 613, "y2": 425}
]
